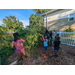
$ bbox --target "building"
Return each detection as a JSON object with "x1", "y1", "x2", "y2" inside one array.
[
  {"x1": 24, "y1": 25, "x2": 29, "y2": 29},
  {"x1": 41, "y1": 9, "x2": 75, "y2": 32}
]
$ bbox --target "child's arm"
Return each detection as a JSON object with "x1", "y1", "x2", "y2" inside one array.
[
  {"x1": 40, "y1": 38, "x2": 43, "y2": 41},
  {"x1": 42, "y1": 35, "x2": 44, "y2": 40},
  {"x1": 53, "y1": 43, "x2": 55, "y2": 47},
  {"x1": 20, "y1": 39, "x2": 26, "y2": 42},
  {"x1": 41, "y1": 35, "x2": 46, "y2": 42},
  {"x1": 25, "y1": 38, "x2": 28, "y2": 41},
  {"x1": 40, "y1": 37, "x2": 46, "y2": 42}
]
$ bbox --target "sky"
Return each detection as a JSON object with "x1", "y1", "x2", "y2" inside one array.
[{"x1": 0, "y1": 9, "x2": 35, "y2": 27}]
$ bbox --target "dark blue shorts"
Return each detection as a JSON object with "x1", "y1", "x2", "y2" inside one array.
[
  {"x1": 54, "y1": 47, "x2": 59, "y2": 52},
  {"x1": 44, "y1": 46, "x2": 48, "y2": 51}
]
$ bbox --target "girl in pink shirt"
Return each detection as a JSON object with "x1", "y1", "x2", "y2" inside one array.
[{"x1": 12, "y1": 33, "x2": 27, "y2": 61}]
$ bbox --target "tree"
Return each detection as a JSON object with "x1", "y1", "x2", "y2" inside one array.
[
  {"x1": 29, "y1": 14, "x2": 44, "y2": 26},
  {"x1": 2, "y1": 16, "x2": 23, "y2": 32},
  {"x1": 33, "y1": 9, "x2": 52, "y2": 15},
  {"x1": 30, "y1": 9, "x2": 52, "y2": 26}
]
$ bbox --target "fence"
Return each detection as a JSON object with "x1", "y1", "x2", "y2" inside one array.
[{"x1": 52, "y1": 31, "x2": 75, "y2": 46}]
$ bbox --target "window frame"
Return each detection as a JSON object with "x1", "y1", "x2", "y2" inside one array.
[{"x1": 68, "y1": 13, "x2": 75, "y2": 22}]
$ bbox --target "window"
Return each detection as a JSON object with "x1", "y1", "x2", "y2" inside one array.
[{"x1": 68, "y1": 13, "x2": 75, "y2": 22}]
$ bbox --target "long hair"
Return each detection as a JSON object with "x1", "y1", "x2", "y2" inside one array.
[
  {"x1": 13, "y1": 33, "x2": 20, "y2": 42},
  {"x1": 46, "y1": 29, "x2": 49, "y2": 33}
]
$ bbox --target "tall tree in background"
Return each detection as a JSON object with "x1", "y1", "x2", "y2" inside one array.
[
  {"x1": 2, "y1": 16, "x2": 23, "y2": 32},
  {"x1": 29, "y1": 14, "x2": 43, "y2": 26},
  {"x1": 33, "y1": 9, "x2": 52, "y2": 15},
  {"x1": 29, "y1": 9, "x2": 52, "y2": 26}
]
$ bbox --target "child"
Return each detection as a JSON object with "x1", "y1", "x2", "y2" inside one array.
[
  {"x1": 49, "y1": 31, "x2": 52, "y2": 46},
  {"x1": 41, "y1": 29, "x2": 49, "y2": 36},
  {"x1": 12, "y1": 33, "x2": 27, "y2": 61},
  {"x1": 52, "y1": 36, "x2": 56, "y2": 49},
  {"x1": 40, "y1": 35, "x2": 48, "y2": 58},
  {"x1": 53, "y1": 36, "x2": 60, "y2": 57},
  {"x1": 56, "y1": 34, "x2": 60, "y2": 39}
]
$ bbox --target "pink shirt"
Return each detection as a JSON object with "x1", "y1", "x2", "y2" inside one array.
[{"x1": 12, "y1": 39, "x2": 25, "y2": 51}]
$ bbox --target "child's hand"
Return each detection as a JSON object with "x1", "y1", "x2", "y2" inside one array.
[
  {"x1": 15, "y1": 50, "x2": 17, "y2": 53},
  {"x1": 26, "y1": 38, "x2": 28, "y2": 40},
  {"x1": 40, "y1": 37, "x2": 42, "y2": 39}
]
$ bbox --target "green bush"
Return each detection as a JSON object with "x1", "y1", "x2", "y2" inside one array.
[
  {"x1": 17, "y1": 25, "x2": 46, "y2": 49},
  {"x1": 64, "y1": 26, "x2": 75, "y2": 32},
  {"x1": 0, "y1": 25, "x2": 46, "y2": 65}
]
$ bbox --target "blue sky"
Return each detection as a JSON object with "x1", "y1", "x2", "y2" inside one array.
[{"x1": 0, "y1": 9, "x2": 35, "y2": 27}]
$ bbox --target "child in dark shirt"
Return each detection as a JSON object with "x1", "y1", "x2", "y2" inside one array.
[
  {"x1": 53, "y1": 36, "x2": 60, "y2": 57},
  {"x1": 56, "y1": 34, "x2": 60, "y2": 39}
]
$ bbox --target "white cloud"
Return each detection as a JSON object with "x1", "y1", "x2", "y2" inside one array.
[
  {"x1": 27, "y1": 9, "x2": 32, "y2": 11},
  {"x1": 0, "y1": 20, "x2": 3, "y2": 26},
  {"x1": 20, "y1": 20, "x2": 29, "y2": 27},
  {"x1": 0, "y1": 20, "x2": 29, "y2": 27}
]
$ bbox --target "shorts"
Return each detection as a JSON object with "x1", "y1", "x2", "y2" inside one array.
[
  {"x1": 44, "y1": 46, "x2": 48, "y2": 51},
  {"x1": 54, "y1": 47, "x2": 59, "y2": 52}
]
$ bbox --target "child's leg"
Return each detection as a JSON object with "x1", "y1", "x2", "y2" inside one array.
[
  {"x1": 17, "y1": 50, "x2": 22, "y2": 61},
  {"x1": 56, "y1": 51, "x2": 58, "y2": 55},
  {"x1": 45, "y1": 51, "x2": 47, "y2": 56},
  {"x1": 45, "y1": 46, "x2": 48, "y2": 56},
  {"x1": 54, "y1": 52, "x2": 57, "y2": 55},
  {"x1": 23, "y1": 52, "x2": 26, "y2": 59},
  {"x1": 21, "y1": 48, "x2": 26, "y2": 60},
  {"x1": 18, "y1": 54, "x2": 22, "y2": 62}
]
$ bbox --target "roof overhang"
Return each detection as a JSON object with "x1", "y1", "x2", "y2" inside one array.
[{"x1": 41, "y1": 9, "x2": 65, "y2": 16}]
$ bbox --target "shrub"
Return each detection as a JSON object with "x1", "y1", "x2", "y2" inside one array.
[{"x1": 64, "y1": 26, "x2": 75, "y2": 32}]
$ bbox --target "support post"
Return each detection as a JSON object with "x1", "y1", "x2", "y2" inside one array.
[{"x1": 46, "y1": 13, "x2": 47, "y2": 29}]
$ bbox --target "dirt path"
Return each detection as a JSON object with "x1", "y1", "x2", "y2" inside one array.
[{"x1": 8, "y1": 44, "x2": 75, "y2": 65}]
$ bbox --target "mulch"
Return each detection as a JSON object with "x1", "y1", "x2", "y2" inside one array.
[{"x1": 8, "y1": 44, "x2": 75, "y2": 65}]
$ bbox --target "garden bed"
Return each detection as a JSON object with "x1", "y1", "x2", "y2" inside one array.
[{"x1": 7, "y1": 44, "x2": 75, "y2": 65}]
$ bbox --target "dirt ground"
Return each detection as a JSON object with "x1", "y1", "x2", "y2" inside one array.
[{"x1": 8, "y1": 44, "x2": 75, "y2": 65}]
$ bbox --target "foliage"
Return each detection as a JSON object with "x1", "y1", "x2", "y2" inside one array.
[
  {"x1": 29, "y1": 14, "x2": 44, "y2": 26},
  {"x1": 33, "y1": 9, "x2": 52, "y2": 15},
  {"x1": 0, "y1": 15, "x2": 23, "y2": 64},
  {"x1": 29, "y1": 9, "x2": 52, "y2": 26},
  {"x1": 2, "y1": 16, "x2": 23, "y2": 32},
  {"x1": 0, "y1": 9, "x2": 51, "y2": 65},
  {"x1": 17, "y1": 25, "x2": 46, "y2": 50},
  {"x1": 64, "y1": 26, "x2": 75, "y2": 32}
]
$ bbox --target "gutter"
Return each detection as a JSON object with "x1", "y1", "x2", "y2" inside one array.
[{"x1": 41, "y1": 9, "x2": 64, "y2": 16}]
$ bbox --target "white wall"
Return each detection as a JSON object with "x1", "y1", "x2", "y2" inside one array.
[{"x1": 44, "y1": 9, "x2": 75, "y2": 22}]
